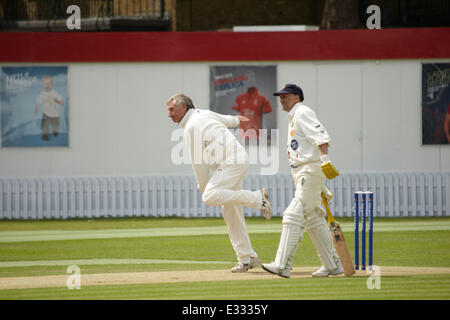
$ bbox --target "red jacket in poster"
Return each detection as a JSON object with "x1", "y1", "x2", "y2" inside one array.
[{"x1": 233, "y1": 87, "x2": 272, "y2": 139}]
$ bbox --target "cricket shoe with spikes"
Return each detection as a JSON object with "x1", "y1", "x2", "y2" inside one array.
[
  {"x1": 312, "y1": 263, "x2": 344, "y2": 277},
  {"x1": 231, "y1": 257, "x2": 261, "y2": 273},
  {"x1": 261, "y1": 262, "x2": 291, "y2": 278}
]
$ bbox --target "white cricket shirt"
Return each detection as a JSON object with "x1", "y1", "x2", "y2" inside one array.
[
  {"x1": 179, "y1": 109, "x2": 247, "y2": 191},
  {"x1": 287, "y1": 102, "x2": 330, "y2": 168}
]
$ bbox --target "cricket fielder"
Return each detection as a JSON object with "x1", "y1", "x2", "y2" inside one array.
[
  {"x1": 167, "y1": 93, "x2": 272, "y2": 273},
  {"x1": 262, "y1": 84, "x2": 343, "y2": 278}
]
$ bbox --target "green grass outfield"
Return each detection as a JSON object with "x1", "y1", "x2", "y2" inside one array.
[{"x1": 0, "y1": 217, "x2": 449, "y2": 300}]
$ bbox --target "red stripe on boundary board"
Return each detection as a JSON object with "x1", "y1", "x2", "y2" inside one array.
[{"x1": 0, "y1": 28, "x2": 449, "y2": 62}]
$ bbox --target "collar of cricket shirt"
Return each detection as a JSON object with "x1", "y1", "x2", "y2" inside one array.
[
  {"x1": 287, "y1": 102, "x2": 302, "y2": 121},
  {"x1": 178, "y1": 108, "x2": 196, "y2": 128}
]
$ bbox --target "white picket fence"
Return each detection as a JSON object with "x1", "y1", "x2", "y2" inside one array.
[{"x1": 0, "y1": 172, "x2": 448, "y2": 220}]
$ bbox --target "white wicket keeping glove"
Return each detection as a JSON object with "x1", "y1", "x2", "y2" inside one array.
[{"x1": 320, "y1": 154, "x2": 340, "y2": 180}]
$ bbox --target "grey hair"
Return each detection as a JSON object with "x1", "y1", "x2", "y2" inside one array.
[{"x1": 166, "y1": 93, "x2": 195, "y2": 110}]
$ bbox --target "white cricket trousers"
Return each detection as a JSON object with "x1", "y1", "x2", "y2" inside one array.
[{"x1": 202, "y1": 163, "x2": 262, "y2": 264}]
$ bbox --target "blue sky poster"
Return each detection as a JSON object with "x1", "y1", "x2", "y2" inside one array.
[{"x1": 1, "y1": 66, "x2": 69, "y2": 147}]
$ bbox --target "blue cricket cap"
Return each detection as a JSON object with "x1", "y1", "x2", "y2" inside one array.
[{"x1": 273, "y1": 84, "x2": 304, "y2": 101}]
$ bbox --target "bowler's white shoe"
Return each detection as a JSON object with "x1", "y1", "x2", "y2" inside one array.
[
  {"x1": 262, "y1": 262, "x2": 291, "y2": 278},
  {"x1": 261, "y1": 188, "x2": 272, "y2": 220},
  {"x1": 312, "y1": 263, "x2": 344, "y2": 277},
  {"x1": 249, "y1": 256, "x2": 261, "y2": 269},
  {"x1": 231, "y1": 257, "x2": 261, "y2": 273}
]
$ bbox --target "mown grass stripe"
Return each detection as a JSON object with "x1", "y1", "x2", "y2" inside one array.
[
  {"x1": 0, "y1": 220, "x2": 449, "y2": 243},
  {"x1": 0, "y1": 259, "x2": 233, "y2": 268},
  {"x1": 2, "y1": 274, "x2": 448, "y2": 300},
  {"x1": 0, "y1": 226, "x2": 231, "y2": 243}
]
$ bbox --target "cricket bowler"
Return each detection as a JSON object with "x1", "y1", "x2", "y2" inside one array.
[{"x1": 167, "y1": 93, "x2": 271, "y2": 273}]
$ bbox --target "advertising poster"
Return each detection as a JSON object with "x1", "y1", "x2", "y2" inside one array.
[
  {"x1": 422, "y1": 63, "x2": 450, "y2": 145},
  {"x1": 1, "y1": 66, "x2": 69, "y2": 147},
  {"x1": 210, "y1": 65, "x2": 277, "y2": 143}
]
